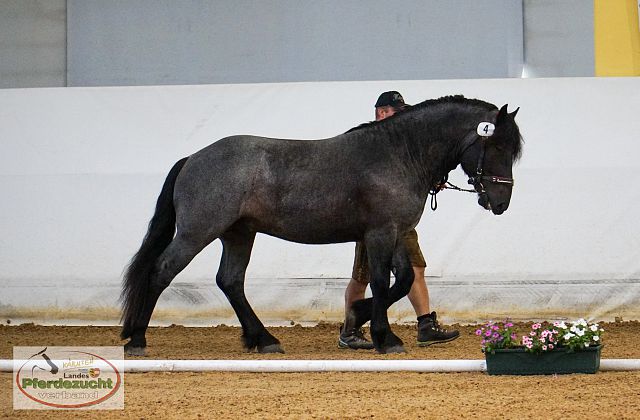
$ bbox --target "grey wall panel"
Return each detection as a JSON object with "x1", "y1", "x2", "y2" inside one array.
[
  {"x1": 524, "y1": 0, "x2": 594, "y2": 77},
  {"x1": 0, "y1": 1, "x2": 597, "y2": 89},
  {"x1": 0, "y1": 0, "x2": 66, "y2": 88},
  {"x1": 67, "y1": 0, "x2": 523, "y2": 86}
]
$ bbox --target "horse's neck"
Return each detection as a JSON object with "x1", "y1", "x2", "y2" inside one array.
[{"x1": 394, "y1": 110, "x2": 474, "y2": 191}]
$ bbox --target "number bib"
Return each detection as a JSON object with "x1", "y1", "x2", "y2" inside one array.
[{"x1": 477, "y1": 122, "x2": 495, "y2": 137}]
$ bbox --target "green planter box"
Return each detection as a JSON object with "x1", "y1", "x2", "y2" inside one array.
[{"x1": 485, "y1": 345, "x2": 603, "y2": 375}]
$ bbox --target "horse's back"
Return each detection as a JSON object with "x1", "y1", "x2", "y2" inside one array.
[
  {"x1": 172, "y1": 135, "x2": 358, "y2": 240},
  {"x1": 172, "y1": 133, "x2": 422, "y2": 243},
  {"x1": 173, "y1": 136, "x2": 330, "y2": 222}
]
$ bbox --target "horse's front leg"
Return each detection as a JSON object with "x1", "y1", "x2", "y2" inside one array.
[
  {"x1": 364, "y1": 229, "x2": 405, "y2": 354},
  {"x1": 350, "y1": 237, "x2": 414, "y2": 352}
]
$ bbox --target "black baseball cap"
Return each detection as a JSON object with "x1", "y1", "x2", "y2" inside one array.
[{"x1": 374, "y1": 91, "x2": 408, "y2": 108}]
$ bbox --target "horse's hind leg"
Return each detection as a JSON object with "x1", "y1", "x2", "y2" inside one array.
[
  {"x1": 125, "y1": 234, "x2": 209, "y2": 355},
  {"x1": 217, "y1": 224, "x2": 283, "y2": 353}
]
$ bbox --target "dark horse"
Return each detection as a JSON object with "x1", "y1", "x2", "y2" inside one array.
[{"x1": 121, "y1": 95, "x2": 522, "y2": 355}]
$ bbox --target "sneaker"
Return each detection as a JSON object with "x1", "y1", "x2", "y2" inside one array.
[
  {"x1": 416, "y1": 311, "x2": 460, "y2": 346},
  {"x1": 338, "y1": 326, "x2": 374, "y2": 350}
]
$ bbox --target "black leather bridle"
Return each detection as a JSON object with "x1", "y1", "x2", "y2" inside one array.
[
  {"x1": 466, "y1": 135, "x2": 515, "y2": 195},
  {"x1": 428, "y1": 124, "x2": 515, "y2": 210}
]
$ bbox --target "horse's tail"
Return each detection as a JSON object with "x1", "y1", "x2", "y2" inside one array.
[{"x1": 120, "y1": 157, "x2": 188, "y2": 339}]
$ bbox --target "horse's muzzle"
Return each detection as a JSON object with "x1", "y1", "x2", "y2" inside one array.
[
  {"x1": 491, "y1": 202, "x2": 508, "y2": 215},
  {"x1": 477, "y1": 193, "x2": 491, "y2": 210}
]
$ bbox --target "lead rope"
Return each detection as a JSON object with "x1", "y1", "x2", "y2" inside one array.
[{"x1": 429, "y1": 175, "x2": 477, "y2": 211}]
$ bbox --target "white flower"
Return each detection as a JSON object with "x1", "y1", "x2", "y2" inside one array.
[
  {"x1": 576, "y1": 318, "x2": 588, "y2": 327},
  {"x1": 590, "y1": 325, "x2": 598, "y2": 332},
  {"x1": 576, "y1": 329, "x2": 585, "y2": 337},
  {"x1": 585, "y1": 343, "x2": 589, "y2": 347},
  {"x1": 564, "y1": 333, "x2": 575, "y2": 340},
  {"x1": 570, "y1": 326, "x2": 577, "y2": 333},
  {"x1": 593, "y1": 336, "x2": 600, "y2": 341},
  {"x1": 555, "y1": 321, "x2": 567, "y2": 329}
]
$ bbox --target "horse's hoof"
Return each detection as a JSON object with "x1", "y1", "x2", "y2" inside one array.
[
  {"x1": 125, "y1": 346, "x2": 147, "y2": 356},
  {"x1": 378, "y1": 345, "x2": 406, "y2": 354},
  {"x1": 259, "y1": 344, "x2": 285, "y2": 354}
]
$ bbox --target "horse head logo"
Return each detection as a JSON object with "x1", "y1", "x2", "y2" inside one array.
[{"x1": 28, "y1": 347, "x2": 59, "y2": 375}]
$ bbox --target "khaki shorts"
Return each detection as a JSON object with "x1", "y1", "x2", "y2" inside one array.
[{"x1": 351, "y1": 229, "x2": 426, "y2": 285}]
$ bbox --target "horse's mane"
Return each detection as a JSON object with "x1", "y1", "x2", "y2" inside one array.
[
  {"x1": 345, "y1": 95, "x2": 523, "y2": 161},
  {"x1": 410, "y1": 94, "x2": 497, "y2": 112},
  {"x1": 346, "y1": 95, "x2": 494, "y2": 134}
]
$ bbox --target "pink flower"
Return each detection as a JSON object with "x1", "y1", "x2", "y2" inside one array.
[
  {"x1": 525, "y1": 343, "x2": 533, "y2": 349},
  {"x1": 548, "y1": 344, "x2": 554, "y2": 349},
  {"x1": 532, "y1": 323, "x2": 541, "y2": 330},
  {"x1": 475, "y1": 329, "x2": 482, "y2": 336},
  {"x1": 542, "y1": 345, "x2": 547, "y2": 351},
  {"x1": 530, "y1": 332, "x2": 536, "y2": 336}
]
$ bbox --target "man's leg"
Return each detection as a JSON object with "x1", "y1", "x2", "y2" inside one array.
[
  {"x1": 345, "y1": 278, "x2": 368, "y2": 319},
  {"x1": 413, "y1": 267, "x2": 460, "y2": 346},
  {"x1": 403, "y1": 230, "x2": 459, "y2": 346},
  {"x1": 340, "y1": 278, "x2": 373, "y2": 349},
  {"x1": 407, "y1": 266, "x2": 429, "y2": 317},
  {"x1": 339, "y1": 242, "x2": 374, "y2": 350}
]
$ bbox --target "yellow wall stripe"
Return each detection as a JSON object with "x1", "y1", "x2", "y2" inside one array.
[{"x1": 594, "y1": 0, "x2": 640, "y2": 76}]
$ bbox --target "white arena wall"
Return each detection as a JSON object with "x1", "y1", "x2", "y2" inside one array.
[{"x1": 1, "y1": 77, "x2": 639, "y2": 326}]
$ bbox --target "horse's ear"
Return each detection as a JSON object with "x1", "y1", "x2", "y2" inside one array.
[
  {"x1": 497, "y1": 104, "x2": 509, "y2": 124},
  {"x1": 509, "y1": 107, "x2": 520, "y2": 119}
]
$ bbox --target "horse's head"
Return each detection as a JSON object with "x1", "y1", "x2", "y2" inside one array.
[{"x1": 459, "y1": 104, "x2": 522, "y2": 215}]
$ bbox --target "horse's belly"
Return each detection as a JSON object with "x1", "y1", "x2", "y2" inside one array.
[
  {"x1": 247, "y1": 209, "x2": 363, "y2": 244},
  {"x1": 259, "y1": 226, "x2": 361, "y2": 245}
]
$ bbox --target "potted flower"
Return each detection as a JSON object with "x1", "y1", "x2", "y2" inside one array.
[{"x1": 477, "y1": 319, "x2": 604, "y2": 375}]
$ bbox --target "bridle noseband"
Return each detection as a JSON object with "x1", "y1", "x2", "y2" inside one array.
[{"x1": 429, "y1": 122, "x2": 514, "y2": 210}]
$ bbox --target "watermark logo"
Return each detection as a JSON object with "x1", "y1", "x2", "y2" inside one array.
[{"x1": 13, "y1": 346, "x2": 124, "y2": 410}]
